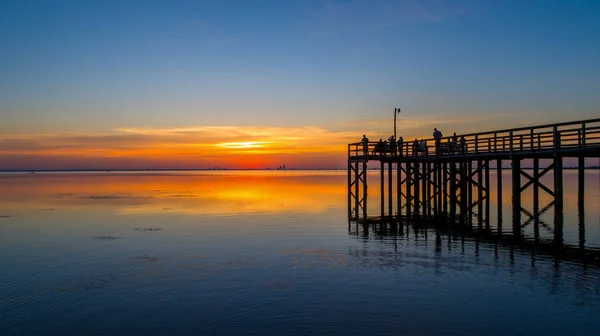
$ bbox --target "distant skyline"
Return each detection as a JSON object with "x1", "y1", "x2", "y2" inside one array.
[{"x1": 1, "y1": 0, "x2": 599, "y2": 169}]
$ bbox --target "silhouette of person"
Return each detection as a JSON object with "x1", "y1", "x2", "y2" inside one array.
[
  {"x1": 388, "y1": 135, "x2": 396, "y2": 156},
  {"x1": 451, "y1": 133, "x2": 458, "y2": 153},
  {"x1": 412, "y1": 139, "x2": 419, "y2": 156},
  {"x1": 460, "y1": 136, "x2": 466, "y2": 154},
  {"x1": 419, "y1": 140, "x2": 427, "y2": 157},
  {"x1": 433, "y1": 128, "x2": 443, "y2": 152},
  {"x1": 397, "y1": 136, "x2": 404, "y2": 156},
  {"x1": 361, "y1": 134, "x2": 369, "y2": 155}
]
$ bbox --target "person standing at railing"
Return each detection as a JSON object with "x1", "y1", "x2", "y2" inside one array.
[
  {"x1": 460, "y1": 136, "x2": 466, "y2": 154},
  {"x1": 388, "y1": 135, "x2": 396, "y2": 157},
  {"x1": 433, "y1": 128, "x2": 443, "y2": 153},
  {"x1": 412, "y1": 139, "x2": 419, "y2": 156},
  {"x1": 451, "y1": 133, "x2": 458, "y2": 153},
  {"x1": 361, "y1": 134, "x2": 369, "y2": 156},
  {"x1": 375, "y1": 139, "x2": 384, "y2": 156},
  {"x1": 419, "y1": 140, "x2": 428, "y2": 157},
  {"x1": 397, "y1": 136, "x2": 404, "y2": 156}
]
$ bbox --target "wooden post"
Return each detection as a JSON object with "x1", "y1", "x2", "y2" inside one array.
[
  {"x1": 348, "y1": 161, "x2": 352, "y2": 218},
  {"x1": 512, "y1": 158, "x2": 521, "y2": 236},
  {"x1": 407, "y1": 162, "x2": 412, "y2": 219},
  {"x1": 443, "y1": 162, "x2": 448, "y2": 216},
  {"x1": 477, "y1": 159, "x2": 483, "y2": 228},
  {"x1": 433, "y1": 162, "x2": 440, "y2": 217},
  {"x1": 497, "y1": 159, "x2": 503, "y2": 232},
  {"x1": 467, "y1": 160, "x2": 473, "y2": 225},
  {"x1": 380, "y1": 160, "x2": 385, "y2": 220},
  {"x1": 533, "y1": 157, "x2": 540, "y2": 242},
  {"x1": 427, "y1": 162, "x2": 432, "y2": 218},
  {"x1": 554, "y1": 129, "x2": 563, "y2": 245},
  {"x1": 438, "y1": 163, "x2": 443, "y2": 216},
  {"x1": 397, "y1": 161, "x2": 402, "y2": 220},
  {"x1": 450, "y1": 162, "x2": 457, "y2": 224},
  {"x1": 422, "y1": 161, "x2": 428, "y2": 218},
  {"x1": 354, "y1": 162, "x2": 359, "y2": 219},
  {"x1": 363, "y1": 161, "x2": 368, "y2": 222},
  {"x1": 485, "y1": 160, "x2": 490, "y2": 229},
  {"x1": 578, "y1": 156, "x2": 585, "y2": 250},
  {"x1": 578, "y1": 155, "x2": 585, "y2": 218},
  {"x1": 414, "y1": 161, "x2": 420, "y2": 218},
  {"x1": 459, "y1": 161, "x2": 468, "y2": 224},
  {"x1": 388, "y1": 162, "x2": 393, "y2": 219}
]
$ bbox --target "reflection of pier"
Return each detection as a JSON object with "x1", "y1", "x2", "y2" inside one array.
[
  {"x1": 348, "y1": 218, "x2": 600, "y2": 267},
  {"x1": 347, "y1": 118, "x2": 600, "y2": 249}
]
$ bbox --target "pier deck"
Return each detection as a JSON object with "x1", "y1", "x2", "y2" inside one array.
[{"x1": 349, "y1": 118, "x2": 600, "y2": 162}]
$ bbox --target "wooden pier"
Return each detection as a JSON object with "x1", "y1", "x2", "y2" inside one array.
[{"x1": 348, "y1": 118, "x2": 600, "y2": 250}]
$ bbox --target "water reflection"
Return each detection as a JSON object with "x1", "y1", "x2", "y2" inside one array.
[
  {"x1": 348, "y1": 219, "x2": 600, "y2": 310},
  {"x1": 349, "y1": 218, "x2": 600, "y2": 268},
  {"x1": 1, "y1": 171, "x2": 600, "y2": 335},
  {"x1": 0, "y1": 171, "x2": 346, "y2": 216}
]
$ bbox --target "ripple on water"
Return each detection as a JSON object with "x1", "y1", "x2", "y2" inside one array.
[{"x1": 93, "y1": 236, "x2": 120, "y2": 240}]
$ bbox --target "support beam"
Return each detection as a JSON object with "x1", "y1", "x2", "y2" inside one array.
[
  {"x1": 422, "y1": 162, "x2": 428, "y2": 218},
  {"x1": 579, "y1": 156, "x2": 586, "y2": 250},
  {"x1": 459, "y1": 162, "x2": 468, "y2": 224},
  {"x1": 354, "y1": 162, "x2": 359, "y2": 219},
  {"x1": 388, "y1": 161, "x2": 393, "y2": 219},
  {"x1": 407, "y1": 163, "x2": 412, "y2": 219},
  {"x1": 533, "y1": 158, "x2": 540, "y2": 242},
  {"x1": 554, "y1": 155, "x2": 564, "y2": 245},
  {"x1": 497, "y1": 159, "x2": 503, "y2": 233},
  {"x1": 427, "y1": 162, "x2": 432, "y2": 218},
  {"x1": 477, "y1": 159, "x2": 483, "y2": 228},
  {"x1": 433, "y1": 163, "x2": 438, "y2": 217},
  {"x1": 414, "y1": 161, "x2": 421, "y2": 218},
  {"x1": 450, "y1": 162, "x2": 457, "y2": 223},
  {"x1": 348, "y1": 162, "x2": 352, "y2": 218},
  {"x1": 484, "y1": 160, "x2": 490, "y2": 229},
  {"x1": 512, "y1": 158, "x2": 521, "y2": 237},
  {"x1": 397, "y1": 161, "x2": 402, "y2": 219},
  {"x1": 362, "y1": 162, "x2": 368, "y2": 222},
  {"x1": 441, "y1": 162, "x2": 448, "y2": 216},
  {"x1": 380, "y1": 160, "x2": 385, "y2": 220},
  {"x1": 467, "y1": 160, "x2": 473, "y2": 225}
]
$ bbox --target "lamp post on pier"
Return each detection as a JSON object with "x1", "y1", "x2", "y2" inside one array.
[{"x1": 394, "y1": 108, "x2": 401, "y2": 140}]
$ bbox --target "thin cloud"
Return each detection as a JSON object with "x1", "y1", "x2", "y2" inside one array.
[
  {"x1": 0, "y1": 125, "x2": 362, "y2": 159},
  {"x1": 302, "y1": 0, "x2": 463, "y2": 35}
]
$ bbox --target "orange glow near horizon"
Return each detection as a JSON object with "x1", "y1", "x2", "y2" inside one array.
[
  {"x1": 0, "y1": 125, "x2": 365, "y2": 169},
  {"x1": 0, "y1": 171, "x2": 347, "y2": 216},
  {"x1": 215, "y1": 141, "x2": 274, "y2": 149},
  {"x1": 0, "y1": 114, "x2": 511, "y2": 170}
]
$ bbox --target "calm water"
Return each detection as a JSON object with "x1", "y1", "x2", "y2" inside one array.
[{"x1": 1, "y1": 170, "x2": 599, "y2": 335}]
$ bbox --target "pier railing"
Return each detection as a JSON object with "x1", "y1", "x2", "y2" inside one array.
[{"x1": 348, "y1": 118, "x2": 600, "y2": 160}]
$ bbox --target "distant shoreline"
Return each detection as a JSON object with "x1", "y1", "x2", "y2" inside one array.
[
  {"x1": 0, "y1": 167, "x2": 598, "y2": 173},
  {"x1": 0, "y1": 168, "x2": 342, "y2": 173}
]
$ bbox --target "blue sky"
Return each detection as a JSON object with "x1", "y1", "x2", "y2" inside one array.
[{"x1": 0, "y1": 0, "x2": 599, "y2": 168}]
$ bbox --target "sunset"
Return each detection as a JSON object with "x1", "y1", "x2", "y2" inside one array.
[
  {"x1": 1, "y1": 1, "x2": 600, "y2": 335},
  {"x1": 2, "y1": 1, "x2": 599, "y2": 170}
]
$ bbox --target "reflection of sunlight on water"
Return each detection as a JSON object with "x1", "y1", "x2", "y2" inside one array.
[{"x1": 0, "y1": 172, "x2": 346, "y2": 216}]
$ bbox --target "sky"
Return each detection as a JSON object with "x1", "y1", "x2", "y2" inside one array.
[{"x1": 1, "y1": 0, "x2": 599, "y2": 169}]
